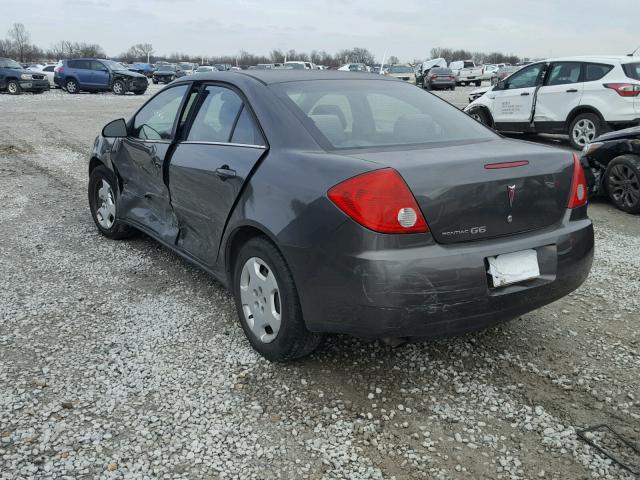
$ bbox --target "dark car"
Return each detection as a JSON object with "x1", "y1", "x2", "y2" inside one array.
[
  {"x1": 87, "y1": 71, "x2": 594, "y2": 361},
  {"x1": 423, "y1": 67, "x2": 456, "y2": 91},
  {"x1": 130, "y1": 62, "x2": 155, "y2": 77},
  {"x1": 152, "y1": 64, "x2": 185, "y2": 84},
  {"x1": 54, "y1": 59, "x2": 148, "y2": 95},
  {"x1": 0, "y1": 57, "x2": 50, "y2": 94},
  {"x1": 581, "y1": 126, "x2": 640, "y2": 213}
]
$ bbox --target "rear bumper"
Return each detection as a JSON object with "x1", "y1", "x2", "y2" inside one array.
[{"x1": 290, "y1": 213, "x2": 594, "y2": 339}]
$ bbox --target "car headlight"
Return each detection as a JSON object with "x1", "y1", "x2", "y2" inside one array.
[
  {"x1": 20, "y1": 73, "x2": 33, "y2": 80},
  {"x1": 582, "y1": 142, "x2": 603, "y2": 155}
]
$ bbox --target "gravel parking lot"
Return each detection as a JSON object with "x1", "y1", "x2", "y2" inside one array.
[{"x1": 1, "y1": 83, "x2": 639, "y2": 479}]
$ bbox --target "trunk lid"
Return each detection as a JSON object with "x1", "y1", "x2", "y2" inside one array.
[{"x1": 346, "y1": 139, "x2": 574, "y2": 244}]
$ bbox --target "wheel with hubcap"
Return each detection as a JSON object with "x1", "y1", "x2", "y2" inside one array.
[
  {"x1": 112, "y1": 80, "x2": 126, "y2": 95},
  {"x1": 7, "y1": 80, "x2": 21, "y2": 95},
  {"x1": 569, "y1": 113, "x2": 601, "y2": 150},
  {"x1": 233, "y1": 237, "x2": 323, "y2": 361},
  {"x1": 605, "y1": 155, "x2": 640, "y2": 214},
  {"x1": 65, "y1": 78, "x2": 79, "y2": 94},
  {"x1": 88, "y1": 166, "x2": 136, "y2": 239}
]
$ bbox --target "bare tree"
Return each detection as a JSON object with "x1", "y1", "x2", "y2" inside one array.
[
  {"x1": 387, "y1": 55, "x2": 400, "y2": 65},
  {"x1": 8, "y1": 23, "x2": 30, "y2": 62}
]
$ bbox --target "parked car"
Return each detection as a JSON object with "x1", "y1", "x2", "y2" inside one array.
[
  {"x1": 456, "y1": 61, "x2": 484, "y2": 86},
  {"x1": 416, "y1": 58, "x2": 447, "y2": 87},
  {"x1": 338, "y1": 63, "x2": 369, "y2": 72},
  {"x1": 179, "y1": 63, "x2": 196, "y2": 75},
  {"x1": 28, "y1": 63, "x2": 59, "y2": 88},
  {"x1": 196, "y1": 65, "x2": 217, "y2": 73},
  {"x1": 581, "y1": 126, "x2": 640, "y2": 213},
  {"x1": 285, "y1": 61, "x2": 316, "y2": 70},
  {"x1": 465, "y1": 56, "x2": 640, "y2": 150},
  {"x1": 54, "y1": 59, "x2": 148, "y2": 95},
  {"x1": 423, "y1": 67, "x2": 456, "y2": 90},
  {"x1": 129, "y1": 63, "x2": 155, "y2": 77},
  {"x1": 385, "y1": 64, "x2": 416, "y2": 84},
  {"x1": 88, "y1": 70, "x2": 593, "y2": 360},
  {"x1": 152, "y1": 64, "x2": 185, "y2": 84},
  {"x1": 491, "y1": 65, "x2": 521, "y2": 85},
  {"x1": 0, "y1": 57, "x2": 50, "y2": 94}
]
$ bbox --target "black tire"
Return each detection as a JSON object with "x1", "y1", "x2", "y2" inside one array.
[
  {"x1": 65, "y1": 78, "x2": 79, "y2": 94},
  {"x1": 152, "y1": 78, "x2": 158, "y2": 84},
  {"x1": 7, "y1": 79, "x2": 21, "y2": 95},
  {"x1": 468, "y1": 107, "x2": 491, "y2": 127},
  {"x1": 112, "y1": 80, "x2": 126, "y2": 95},
  {"x1": 568, "y1": 112, "x2": 602, "y2": 150},
  {"x1": 134, "y1": 90, "x2": 146, "y2": 95},
  {"x1": 604, "y1": 155, "x2": 640, "y2": 214},
  {"x1": 425, "y1": 83, "x2": 432, "y2": 91},
  {"x1": 232, "y1": 236, "x2": 324, "y2": 361},
  {"x1": 475, "y1": 80, "x2": 482, "y2": 87},
  {"x1": 450, "y1": 85, "x2": 456, "y2": 91},
  {"x1": 88, "y1": 166, "x2": 136, "y2": 239}
]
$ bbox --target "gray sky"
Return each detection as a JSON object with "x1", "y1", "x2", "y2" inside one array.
[{"x1": 3, "y1": 0, "x2": 638, "y2": 60}]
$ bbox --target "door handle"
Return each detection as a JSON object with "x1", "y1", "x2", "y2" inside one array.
[
  {"x1": 520, "y1": 92, "x2": 530, "y2": 96},
  {"x1": 215, "y1": 165, "x2": 236, "y2": 180},
  {"x1": 152, "y1": 159, "x2": 162, "y2": 169},
  {"x1": 566, "y1": 88, "x2": 578, "y2": 93}
]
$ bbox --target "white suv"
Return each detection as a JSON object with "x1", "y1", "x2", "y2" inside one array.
[{"x1": 464, "y1": 56, "x2": 640, "y2": 149}]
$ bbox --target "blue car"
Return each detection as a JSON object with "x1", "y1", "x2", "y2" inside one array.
[
  {"x1": 130, "y1": 63, "x2": 155, "y2": 77},
  {"x1": 54, "y1": 58, "x2": 148, "y2": 95},
  {"x1": 0, "y1": 57, "x2": 50, "y2": 95}
]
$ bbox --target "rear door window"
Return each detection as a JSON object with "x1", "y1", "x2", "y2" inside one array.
[
  {"x1": 546, "y1": 62, "x2": 581, "y2": 85},
  {"x1": 584, "y1": 63, "x2": 614, "y2": 82},
  {"x1": 186, "y1": 86, "x2": 243, "y2": 143}
]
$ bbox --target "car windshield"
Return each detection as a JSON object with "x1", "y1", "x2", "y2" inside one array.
[
  {"x1": 158, "y1": 65, "x2": 175, "y2": 72},
  {"x1": 179, "y1": 63, "x2": 192, "y2": 69},
  {"x1": 196, "y1": 66, "x2": 212, "y2": 72},
  {"x1": 102, "y1": 60, "x2": 128, "y2": 71},
  {"x1": 0, "y1": 59, "x2": 23, "y2": 69},
  {"x1": 275, "y1": 80, "x2": 496, "y2": 150},
  {"x1": 622, "y1": 62, "x2": 640, "y2": 80},
  {"x1": 389, "y1": 65, "x2": 413, "y2": 73}
]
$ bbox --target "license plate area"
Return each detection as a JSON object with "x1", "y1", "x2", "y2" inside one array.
[
  {"x1": 485, "y1": 245, "x2": 557, "y2": 293},
  {"x1": 487, "y1": 249, "x2": 540, "y2": 288}
]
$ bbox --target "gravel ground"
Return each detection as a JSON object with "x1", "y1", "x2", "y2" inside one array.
[{"x1": 0, "y1": 84, "x2": 639, "y2": 480}]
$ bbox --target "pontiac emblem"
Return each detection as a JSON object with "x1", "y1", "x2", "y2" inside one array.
[{"x1": 507, "y1": 185, "x2": 516, "y2": 208}]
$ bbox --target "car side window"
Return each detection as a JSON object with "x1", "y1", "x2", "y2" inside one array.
[
  {"x1": 43, "y1": 66, "x2": 54, "y2": 72},
  {"x1": 230, "y1": 106, "x2": 265, "y2": 146},
  {"x1": 546, "y1": 62, "x2": 581, "y2": 86},
  {"x1": 91, "y1": 61, "x2": 108, "y2": 72},
  {"x1": 505, "y1": 64, "x2": 544, "y2": 89},
  {"x1": 132, "y1": 85, "x2": 189, "y2": 141},
  {"x1": 584, "y1": 63, "x2": 613, "y2": 82},
  {"x1": 186, "y1": 86, "x2": 242, "y2": 143}
]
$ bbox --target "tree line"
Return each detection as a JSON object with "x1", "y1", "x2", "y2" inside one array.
[{"x1": 1, "y1": 23, "x2": 528, "y2": 67}]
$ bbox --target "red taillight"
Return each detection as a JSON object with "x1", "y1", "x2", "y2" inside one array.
[
  {"x1": 567, "y1": 153, "x2": 588, "y2": 209},
  {"x1": 55, "y1": 66, "x2": 63, "y2": 73},
  {"x1": 603, "y1": 83, "x2": 640, "y2": 97},
  {"x1": 431, "y1": 74, "x2": 437, "y2": 79},
  {"x1": 328, "y1": 168, "x2": 429, "y2": 234},
  {"x1": 449, "y1": 76, "x2": 455, "y2": 80}
]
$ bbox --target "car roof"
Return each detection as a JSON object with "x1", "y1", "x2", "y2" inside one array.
[
  {"x1": 542, "y1": 55, "x2": 639, "y2": 64},
  {"x1": 176, "y1": 70, "x2": 398, "y2": 85}
]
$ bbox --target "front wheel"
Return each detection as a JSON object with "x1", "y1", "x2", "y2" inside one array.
[
  {"x1": 88, "y1": 166, "x2": 136, "y2": 239},
  {"x1": 7, "y1": 80, "x2": 21, "y2": 95},
  {"x1": 569, "y1": 113, "x2": 602, "y2": 150},
  {"x1": 232, "y1": 237, "x2": 323, "y2": 361},
  {"x1": 605, "y1": 155, "x2": 640, "y2": 214},
  {"x1": 112, "y1": 80, "x2": 126, "y2": 95},
  {"x1": 468, "y1": 108, "x2": 491, "y2": 127}
]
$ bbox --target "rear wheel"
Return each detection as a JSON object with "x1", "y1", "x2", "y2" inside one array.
[
  {"x1": 475, "y1": 80, "x2": 482, "y2": 87},
  {"x1": 569, "y1": 113, "x2": 601, "y2": 150},
  {"x1": 88, "y1": 166, "x2": 136, "y2": 239},
  {"x1": 65, "y1": 78, "x2": 79, "y2": 94},
  {"x1": 232, "y1": 237, "x2": 323, "y2": 361},
  {"x1": 7, "y1": 80, "x2": 21, "y2": 95},
  {"x1": 605, "y1": 155, "x2": 640, "y2": 214}
]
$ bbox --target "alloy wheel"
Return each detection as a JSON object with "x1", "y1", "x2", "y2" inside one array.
[
  {"x1": 95, "y1": 179, "x2": 116, "y2": 229},
  {"x1": 572, "y1": 119, "x2": 596, "y2": 147},
  {"x1": 608, "y1": 164, "x2": 640, "y2": 208},
  {"x1": 66, "y1": 81, "x2": 77, "y2": 93},
  {"x1": 239, "y1": 257, "x2": 282, "y2": 344},
  {"x1": 113, "y1": 82, "x2": 123, "y2": 94},
  {"x1": 8, "y1": 82, "x2": 18, "y2": 94}
]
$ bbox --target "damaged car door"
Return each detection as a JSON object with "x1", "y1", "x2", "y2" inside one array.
[
  {"x1": 491, "y1": 63, "x2": 545, "y2": 130},
  {"x1": 168, "y1": 84, "x2": 267, "y2": 266},
  {"x1": 111, "y1": 83, "x2": 190, "y2": 243}
]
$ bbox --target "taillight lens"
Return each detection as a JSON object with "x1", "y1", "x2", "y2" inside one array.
[
  {"x1": 568, "y1": 153, "x2": 588, "y2": 209},
  {"x1": 431, "y1": 74, "x2": 437, "y2": 79},
  {"x1": 328, "y1": 168, "x2": 429, "y2": 234},
  {"x1": 604, "y1": 83, "x2": 640, "y2": 97}
]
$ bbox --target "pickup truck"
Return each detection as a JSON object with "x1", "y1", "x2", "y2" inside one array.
[{"x1": 456, "y1": 61, "x2": 484, "y2": 86}]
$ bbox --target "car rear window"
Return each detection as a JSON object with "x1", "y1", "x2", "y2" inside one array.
[
  {"x1": 622, "y1": 62, "x2": 640, "y2": 81},
  {"x1": 274, "y1": 80, "x2": 496, "y2": 150},
  {"x1": 584, "y1": 63, "x2": 613, "y2": 82},
  {"x1": 68, "y1": 60, "x2": 90, "y2": 69}
]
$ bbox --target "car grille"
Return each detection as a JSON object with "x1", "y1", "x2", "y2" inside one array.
[{"x1": 31, "y1": 74, "x2": 45, "y2": 80}]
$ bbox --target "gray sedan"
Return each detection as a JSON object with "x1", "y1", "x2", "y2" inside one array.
[{"x1": 88, "y1": 70, "x2": 594, "y2": 361}]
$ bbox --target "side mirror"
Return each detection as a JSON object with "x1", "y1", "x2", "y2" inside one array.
[{"x1": 102, "y1": 118, "x2": 128, "y2": 138}]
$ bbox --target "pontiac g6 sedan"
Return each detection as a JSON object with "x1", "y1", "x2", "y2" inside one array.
[{"x1": 88, "y1": 70, "x2": 594, "y2": 361}]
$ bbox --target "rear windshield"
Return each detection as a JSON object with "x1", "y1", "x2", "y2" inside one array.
[
  {"x1": 274, "y1": 80, "x2": 496, "y2": 150},
  {"x1": 622, "y1": 62, "x2": 640, "y2": 81}
]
